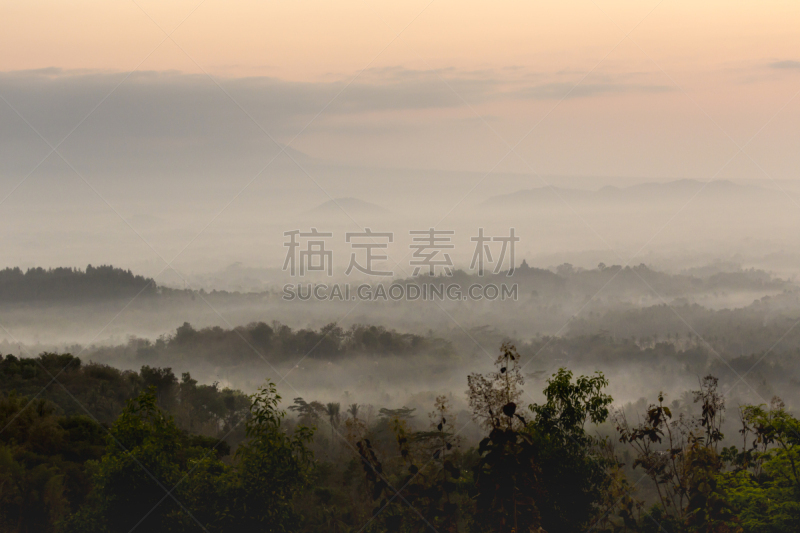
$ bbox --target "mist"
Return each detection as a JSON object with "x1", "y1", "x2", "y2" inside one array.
[{"x1": 4, "y1": 2, "x2": 800, "y2": 531}]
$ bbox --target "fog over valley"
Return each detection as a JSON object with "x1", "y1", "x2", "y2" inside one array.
[{"x1": 3, "y1": 2, "x2": 800, "y2": 531}]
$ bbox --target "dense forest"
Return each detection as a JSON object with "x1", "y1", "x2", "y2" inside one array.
[
  {"x1": 95, "y1": 321, "x2": 455, "y2": 366},
  {"x1": 61, "y1": 317, "x2": 800, "y2": 413},
  {"x1": 2, "y1": 343, "x2": 799, "y2": 533},
  {"x1": 0, "y1": 266, "x2": 158, "y2": 302},
  {"x1": 2, "y1": 264, "x2": 799, "y2": 532},
  {"x1": 0, "y1": 263, "x2": 787, "y2": 304},
  {"x1": 1, "y1": 263, "x2": 794, "y2": 365}
]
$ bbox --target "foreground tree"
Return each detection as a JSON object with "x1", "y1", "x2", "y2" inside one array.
[
  {"x1": 66, "y1": 381, "x2": 314, "y2": 533},
  {"x1": 65, "y1": 388, "x2": 210, "y2": 532},
  {"x1": 468, "y1": 343, "x2": 615, "y2": 533},
  {"x1": 615, "y1": 375, "x2": 740, "y2": 532},
  {"x1": 468, "y1": 343, "x2": 540, "y2": 532},
  {"x1": 223, "y1": 381, "x2": 316, "y2": 532},
  {"x1": 527, "y1": 368, "x2": 614, "y2": 533},
  {"x1": 719, "y1": 397, "x2": 800, "y2": 532}
]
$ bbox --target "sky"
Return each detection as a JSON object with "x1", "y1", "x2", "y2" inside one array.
[
  {"x1": 2, "y1": 0, "x2": 799, "y2": 178},
  {"x1": 1, "y1": 0, "x2": 800, "y2": 275}
]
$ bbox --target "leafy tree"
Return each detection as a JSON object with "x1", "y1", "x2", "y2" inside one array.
[
  {"x1": 288, "y1": 396, "x2": 327, "y2": 425},
  {"x1": 356, "y1": 397, "x2": 466, "y2": 533},
  {"x1": 325, "y1": 402, "x2": 341, "y2": 444},
  {"x1": 139, "y1": 366, "x2": 178, "y2": 409},
  {"x1": 224, "y1": 381, "x2": 315, "y2": 532},
  {"x1": 615, "y1": 376, "x2": 736, "y2": 531},
  {"x1": 467, "y1": 342, "x2": 525, "y2": 431},
  {"x1": 64, "y1": 387, "x2": 234, "y2": 533},
  {"x1": 469, "y1": 344, "x2": 541, "y2": 532},
  {"x1": 0, "y1": 391, "x2": 105, "y2": 533},
  {"x1": 719, "y1": 397, "x2": 800, "y2": 532},
  {"x1": 527, "y1": 368, "x2": 613, "y2": 533},
  {"x1": 72, "y1": 389, "x2": 190, "y2": 532},
  {"x1": 684, "y1": 437, "x2": 741, "y2": 533},
  {"x1": 378, "y1": 407, "x2": 416, "y2": 420},
  {"x1": 347, "y1": 403, "x2": 360, "y2": 420},
  {"x1": 343, "y1": 403, "x2": 368, "y2": 446},
  {"x1": 473, "y1": 408, "x2": 542, "y2": 533}
]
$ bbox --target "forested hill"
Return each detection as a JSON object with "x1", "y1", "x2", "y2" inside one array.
[
  {"x1": 0, "y1": 265, "x2": 157, "y2": 301},
  {"x1": 0, "y1": 262, "x2": 788, "y2": 304}
]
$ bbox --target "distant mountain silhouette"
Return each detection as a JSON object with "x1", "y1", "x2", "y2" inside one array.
[
  {"x1": 480, "y1": 179, "x2": 789, "y2": 209},
  {"x1": 308, "y1": 197, "x2": 389, "y2": 216}
]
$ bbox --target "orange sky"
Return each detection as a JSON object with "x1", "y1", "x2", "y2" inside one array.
[
  {"x1": 2, "y1": 0, "x2": 799, "y2": 79},
  {"x1": 1, "y1": 0, "x2": 800, "y2": 276},
  {"x1": 1, "y1": 1, "x2": 799, "y2": 179}
]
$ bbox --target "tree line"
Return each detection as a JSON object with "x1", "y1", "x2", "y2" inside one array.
[
  {"x1": 0, "y1": 263, "x2": 786, "y2": 304},
  {"x1": 95, "y1": 321, "x2": 455, "y2": 366},
  {"x1": 2, "y1": 344, "x2": 799, "y2": 532},
  {"x1": 0, "y1": 266, "x2": 157, "y2": 301}
]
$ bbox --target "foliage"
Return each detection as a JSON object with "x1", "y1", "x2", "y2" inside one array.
[
  {"x1": 224, "y1": 381, "x2": 316, "y2": 532},
  {"x1": 0, "y1": 265, "x2": 156, "y2": 301},
  {"x1": 356, "y1": 396, "x2": 467, "y2": 533},
  {"x1": 467, "y1": 342, "x2": 525, "y2": 431},
  {"x1": 527, "y1": 368, "x2": 614, "y2": 533},
  {"x1": 0, "y1": 391, "x2": 106, "y2": 533},
  {"x1": 473, "y1": 422, "x2": 542, "y2": 533},
  {"x1": 6, "y1": 341, "x2": 800, "y2": 533},
  {"x1": 64, "y1": 387, "x2": 235, "y2": 533},
  {"x1": 718, "y1": 398, "x2": 800, "y2": 532},
  {"x1": 684, "y1": 438, "x2": 741, "y2": 533},
  {"x1": 615, "y1": 376, "x2": 740, "y2": 532},
  {"x1": 0, "y1": 353, "x2": 250, "y2": 437},
  {"x1": 153, "y1": 321, "x2": 454, "y2": 365}
]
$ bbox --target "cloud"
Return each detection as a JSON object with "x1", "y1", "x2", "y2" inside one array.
[
  {"x1": 0, "y1": 67, "x2": 673, "y2": 181},
  {"x1": 516, "y1": 81, "x2": 674, "y2": 100},
  {"x1": 769, "y1": 60, "x2": 800, "y2": 70}
]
